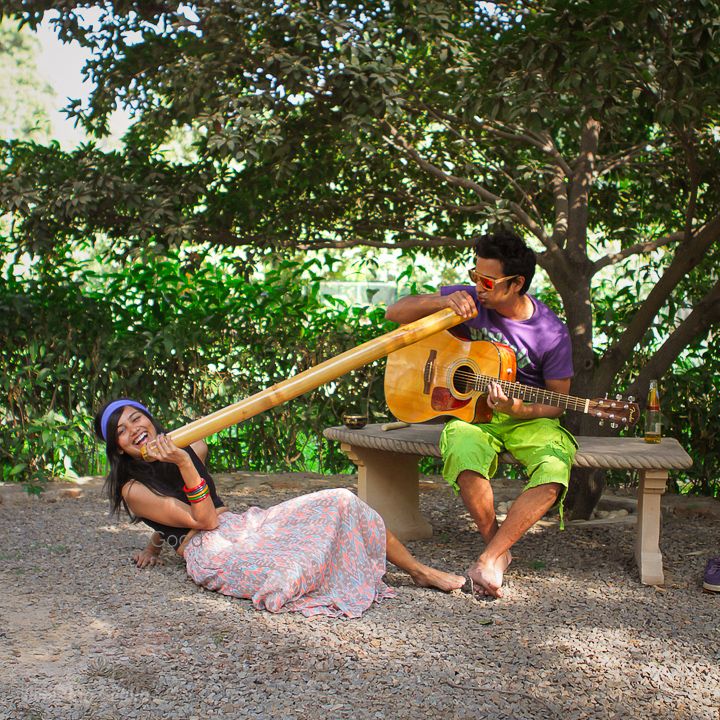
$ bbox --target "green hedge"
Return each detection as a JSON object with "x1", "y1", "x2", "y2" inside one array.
[
  {"x1": 1, "y1": 243, "x2": 717, "y2": 497},
  {"x1": 0, "y1": 246, "x2": 395, "y2": 489}
]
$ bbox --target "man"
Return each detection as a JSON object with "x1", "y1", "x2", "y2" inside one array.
[{"x1": 385, "y1": 228, "x2": 577, "y2": 598}]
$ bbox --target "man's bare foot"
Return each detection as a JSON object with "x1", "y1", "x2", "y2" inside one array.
[
  {"x1": 467, "y1": 551, "x2": 512, "y2": 598},
  {"x1": 409, "y1": 565, "x2": 466, "y2": 592}
]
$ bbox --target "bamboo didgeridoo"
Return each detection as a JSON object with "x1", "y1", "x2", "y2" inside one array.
[{"x1": 141, "y1": 307, "x2": 475, "y2": 459}]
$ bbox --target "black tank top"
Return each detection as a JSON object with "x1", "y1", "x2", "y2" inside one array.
[{"x1": 129, "y1": 447, "x2": 225, "y2": 550}]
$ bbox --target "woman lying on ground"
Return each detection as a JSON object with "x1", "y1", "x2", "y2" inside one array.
[{"x1": 95, "y1": 399, "x2": 465, "y2": 618}]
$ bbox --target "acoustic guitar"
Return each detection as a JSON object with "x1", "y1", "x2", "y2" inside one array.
[{"x1": 384, "y1": 331, "x2": 639, "y2": 427}]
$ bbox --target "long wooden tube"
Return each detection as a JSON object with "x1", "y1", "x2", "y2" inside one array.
[{"x1": 142, "y1": 307, "x2": 472, "y2": 458}]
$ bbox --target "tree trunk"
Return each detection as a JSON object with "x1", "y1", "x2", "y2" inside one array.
[
  {"x1": 563, "y1": 405, "x2": 622, "y2": 519},
  {"x1": 564, "y1": 467, "x2": 606, "y2": 521},
  {"x1": 542, "y1": 120, "x2": 611, "y2": 519}
]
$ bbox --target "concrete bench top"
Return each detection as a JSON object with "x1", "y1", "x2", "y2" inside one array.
[{"x1": 323, "y1": 423, "x2": 693, "y2": 471}]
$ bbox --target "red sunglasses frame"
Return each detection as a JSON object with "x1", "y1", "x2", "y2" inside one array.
[{"x1": 468, "y1": 269, "x2": 519, "y2": 291}]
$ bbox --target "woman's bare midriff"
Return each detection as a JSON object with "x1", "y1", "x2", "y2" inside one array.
[{"x1": 177, "y1": 507, "x2": 229, "y2": 557}]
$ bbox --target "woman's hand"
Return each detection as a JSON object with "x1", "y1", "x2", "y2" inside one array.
[
  {"x1": 131, "y1": 531, "x2": 164, "y2": 568},
  {"x1": 131, "y1": 547, "x2": 163, "y2": 569},
  {"x1": 144, "y1": 433, "x2": 192, "y2": 468}
]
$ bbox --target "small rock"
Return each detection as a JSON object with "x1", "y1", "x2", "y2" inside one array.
[{"x1": 60, "y1": 487, "x2": 83, "y2": 499}]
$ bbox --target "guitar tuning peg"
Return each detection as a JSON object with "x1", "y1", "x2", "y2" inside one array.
[
  {"x1": 615, "y1": 394, "x2": 621, "y2": 401},
  {"x1": 598, "y1": 419, "x2": 605, "y2": 426},
  {"x1": 604, "y1": 393, "x2": 608, "y2": 399},
  {"x1": 628, "y1": 396, "x2": 635, "y2": 402},
  {"x1": 610, "y1": 422, "x2": 618, "y2": 429}
]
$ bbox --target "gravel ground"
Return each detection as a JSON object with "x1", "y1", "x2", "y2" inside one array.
[{"x1": 1, "y1": 472, "x2": 718, "y2": 720}]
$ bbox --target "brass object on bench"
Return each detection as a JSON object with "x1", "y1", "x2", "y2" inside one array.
[
  {"x1": 343, "y1": 414, "x2": 368, "y2": 430},
  {"x1": 323, "y1": 422, "x2": 693, "y2": 586}
]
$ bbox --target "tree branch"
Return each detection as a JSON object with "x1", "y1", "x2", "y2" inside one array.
[
  {"x1": 597, "y1": 214, "x2": 720, "y2": 385},
  {"x1": 566, "y1": 117, "x2": 600, "y2": 261},
  {"x1": 418, "y1": 106, "x2": 546, "y2": 232},
  {"x1": 629, "y1": 278, "x2": 720, "y2": 398},
  {"x1": 298, "y1": 232, "x2": 471, "y2": 250},
  {"x1": 680, "y1": 130, "x2": 701, "y2": 239},
  {"x1": 592, "y1": 231, "x2": 685, "y2": 272},
  {"x1": 468, "y1": 117, "x2": 573, "y2": 176},
  {"x1": 595, "y1": 137, "x2": 668, "y2": 178},
  {"x1": 381, "y1": 122, "x2": 547, "y2": 246},
  {"x1": 550, "y1": 165, "x2": 568, "y2": 249}
]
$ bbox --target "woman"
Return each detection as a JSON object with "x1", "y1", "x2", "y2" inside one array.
[{"x1": 96, "y1": 399, "x2": 465, "y2": 617}]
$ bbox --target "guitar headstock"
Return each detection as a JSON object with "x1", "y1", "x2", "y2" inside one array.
[{"x1": 588, "y1": 397, "x2": 640, "y2": 428}]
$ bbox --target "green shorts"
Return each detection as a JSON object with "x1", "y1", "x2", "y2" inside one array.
[{"x1": 439, "y1": 414, "x2": 578, "y2": 524}]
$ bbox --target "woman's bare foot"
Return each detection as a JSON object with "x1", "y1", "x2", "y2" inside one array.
[
  {"x1": 467, "y1": 550, "x2": 512, "y2": 598},
  {"x1": 409, "y1": 565, "x2": 466, "y2": 592}
]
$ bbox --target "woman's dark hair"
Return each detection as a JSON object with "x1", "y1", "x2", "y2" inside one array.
[
  {"x1": 473, "y1": 228, "x2": 536, "y2": 295},
  {"x1": 94, "y1": 400, "x2": 176, "y2": 519}
]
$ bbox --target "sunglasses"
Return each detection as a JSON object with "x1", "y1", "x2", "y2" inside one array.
[{"x1": 468, "y1": 269, "x2": 519, "y2": 291}]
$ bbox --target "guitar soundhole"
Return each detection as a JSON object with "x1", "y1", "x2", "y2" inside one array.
[{"x1": 452, "y1": 364, "x2": 474, "y2": 394}]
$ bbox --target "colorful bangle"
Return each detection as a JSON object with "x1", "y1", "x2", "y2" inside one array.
[
  {"x1": 187, "y1": 489, "x2": 210, "y2": 504},
  {"x1": 185, "y1": 481, "x2": 207, "y2": 498},
  {"x1": 187, "y1": 487, "x2": 210, "y2": 504},
  {"x1": 184, "y1": 479, "x2": 209, "y2": 503},
  {"x1": 183, "y1": 479, "x2": 205, "y2": 494}
]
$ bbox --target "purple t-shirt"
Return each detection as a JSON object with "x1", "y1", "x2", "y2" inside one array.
[{"x1": 440, "y1": 285, "x2": 574, "y2": 388}]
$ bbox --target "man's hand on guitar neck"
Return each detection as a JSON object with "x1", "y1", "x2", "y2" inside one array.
[
  {"x1": 486, "y1": 381, "x2": 515, "y2": 415},
  {"x1": 486, "y1": 379, "x2": 570, "y2": 420}
]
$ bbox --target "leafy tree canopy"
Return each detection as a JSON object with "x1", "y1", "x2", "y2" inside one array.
[
  {"x1": 2, "y1": 0, "x2": 720, "y2": 515},
  {"x1": 1, "y1": 1, "x2": 718, "y2": 253},
  {"x1": 3, "y1": 0, "x2": 718, "y2": 379}
]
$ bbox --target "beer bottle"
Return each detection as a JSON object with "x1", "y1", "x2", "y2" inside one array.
[{"x1": 644, "y1": 379, "x2": 662, "y2": 443}]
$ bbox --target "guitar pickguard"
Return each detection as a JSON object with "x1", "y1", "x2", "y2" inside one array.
[{"x1": 431, "y1": 387, "x2": 470, "y2": 412}]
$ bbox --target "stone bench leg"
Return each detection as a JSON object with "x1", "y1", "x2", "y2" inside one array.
[
  {"x1": 340, "y1": 443, "x2": 433, "y2": 542},
  {"x1": 635, "y1": 469, "x2": 667, "y2": 585}
]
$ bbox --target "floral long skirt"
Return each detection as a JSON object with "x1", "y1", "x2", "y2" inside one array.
[{"x1": 183, "y1": 488, "x2": 395, "y2": 617}]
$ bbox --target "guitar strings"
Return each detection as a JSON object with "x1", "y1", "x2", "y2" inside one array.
[
  {"x1": 451, "y1": 369, "x2": 589, "y2": 411},
  {"x1": 451, "y1": 369, "x2": 634, "y2": 419}
]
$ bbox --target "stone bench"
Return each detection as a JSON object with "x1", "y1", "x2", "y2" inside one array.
[{"x1": 323, "y1": 423, "x2": 693, "y2": 586}]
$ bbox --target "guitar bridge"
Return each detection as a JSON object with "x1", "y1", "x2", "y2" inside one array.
[{"x1": 423, "y1": 350, "x2": 436, "y2": 395}]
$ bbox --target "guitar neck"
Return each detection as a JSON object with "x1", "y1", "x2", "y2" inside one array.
[{"x1": 474, "y1": 374, "x2": 589, "y2": 413}]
